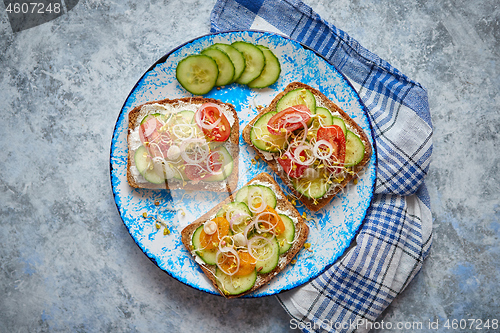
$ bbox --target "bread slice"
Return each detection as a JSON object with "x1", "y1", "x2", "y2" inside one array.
[
  {"x1": 127, "y1": 97, "x2": 239, "y2": 192},
  {"x1": 243, "y1": 82, "x2": 372, "y2": 211},
  {"x1": 180, "y1": 172, "x2": 309, "y2": 298}
]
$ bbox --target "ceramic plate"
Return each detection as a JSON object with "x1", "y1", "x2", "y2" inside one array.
[{"x1": 110, "y1": 30, "x2": 376, "y2": 297}]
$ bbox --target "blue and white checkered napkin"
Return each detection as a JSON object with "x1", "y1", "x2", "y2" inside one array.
[{"x1": 211, "y1": 0, "x2": 433, "y2": 332}]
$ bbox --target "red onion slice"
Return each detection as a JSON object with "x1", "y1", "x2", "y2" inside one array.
[
  {"x1": 172, "y1": 123, "x2": 195, "y2": 140},
  {"x1": 247, "y1": 187, "x2": 266, "y2": 214},
  {"x1": 253, "y1": 211, "x2": 280, "y2": 234},
  {"x1": 313, "y1": 139, "x2": 334, "y2": 160},
  {"x1": 180, "y1": 138, "x2": 209, "y2": 164},
  {"x1": 283, "y1": 114, "x2": 304, "y2": 124},
  {"x1": 195, "y1": 103, "x2": 222, "y2": 130},
  {"x1": 293, "y1": 144, "x2": 315, "y2": 166},
  {"x1": 206, "y1": 151, "x2": 224, "y2": 175}
]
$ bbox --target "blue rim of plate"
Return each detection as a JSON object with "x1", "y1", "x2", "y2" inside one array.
[{"x1": 110, "y1": 30, "x2": 378, "y2": 298}]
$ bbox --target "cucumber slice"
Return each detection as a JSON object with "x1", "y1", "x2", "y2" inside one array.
[
  {"x1": 292, "y1": 176, "x2": 331, "y2": 199},
  {"x1": 201, "y1": 145, "x2": 234, "y2": 182},
  {"x1": 140, "y1": 113, "x2": 169, "y2": 125},
  {"x1": 249, "y1": 111, "x2": 288, "y2": 153},
  {"x1": 345, "y1": 130, "x2": 365, "y2": 167},
  {"x1": 331, "y1": 116, "x2": 347, "y2": 137},
  {"x1": 216, "y1": 201, "x2": 252, "y2": 218},
  {"x1": 209, "y1": 43, "x2": 246, "y2": 83},
  {"x1": 315, "y1": 107, "x2": 333, "y2": 126},
  {"x1": 276, "y1": 88, "x2": 317, "y2": 114},
  {"x1": 170, "y1": 109, "x2": 195, "y2": 123},
  {"x1": 216, "y1": 201, "x2": 252, "y2": 233},
  {"x1": 216, "y1": 202, "x2": 252, "y2": 234},
  {"x1": 277, "y1": 214, "x2": 295, "y2": 254},
  {"x1": 134, "y1": 145, "x2": 165, "y2": 184},
  {"x1": 201, "y1": 48, "x2": 235, "y2": 86},
  {"x1": 167, "y1": 110, "x2": 202, "y2": 141},
  {"x1": 307, "y1": 107, "x2": 333, "y2": 139},
  {"x1": 165, "y1": 161, "x2": 187, "y2": 181},
  {"x1": 249, "y1": 236, "x2": 279, "y2": 274},
  {"x1": 247, "y1": 45, "x2": 281, "y2": 88},
  {"x1": 235, "y1": 184, "x2": 277, "y2": 210},
  {"x1": 176, "y1": 54, "x2": 218, "y2": 95},
  {"x1": 215, "y1": 267, "x2": 257, "y2": 296},
  {"x1": 191, "y1": 225, "x2": 217, "y2": 265},
  {"x1": 231, "y1": 41, "x2": 265, "y2": 84}
]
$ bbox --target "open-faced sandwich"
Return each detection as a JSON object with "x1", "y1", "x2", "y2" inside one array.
[
  {"x1": 127, "y1": 97, "x2": 238, "y2": 191},
  {"x1": 243, "y1": 82, "x2": 372, "y2": 211},
  {"x1": 181, "y1": 172, "x2": 309, "y2": 298}
]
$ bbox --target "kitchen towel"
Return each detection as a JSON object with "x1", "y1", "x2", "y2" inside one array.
[{"x1": 211, "y1": 1, "x2": 433, "y2": 332}]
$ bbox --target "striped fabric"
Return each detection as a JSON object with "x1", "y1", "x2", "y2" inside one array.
[{"x1": 211, "y1": 1, "x2": 433, "y2": 332}]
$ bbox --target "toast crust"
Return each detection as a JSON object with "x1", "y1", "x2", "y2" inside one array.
[
  {"x1": 243, "y1": 82, "x2": 372, "y2": 211},
  {"x1": 127, "y1": 97, "x2": 239, "y2": 192},
  {"x1": 180, "y1": 172, "x2": 309, "y2": 298}
]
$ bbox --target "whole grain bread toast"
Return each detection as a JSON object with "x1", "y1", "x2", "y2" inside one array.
[
  {"x1": 243, "y1": 82, "x2": 372, "y2": 211},
  {"x1": 127, "y1": 97, "x2": 239, "y2": 192},
  {"x1": 180, "y1": 172, "x2": 309, "y2": 298}
]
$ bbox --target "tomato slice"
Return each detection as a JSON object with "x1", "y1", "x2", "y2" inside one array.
[
  {"x1": 218, "y1": 251, "x2": 256, "y2": 276},
  {"x1": 184, "y1": 151, "x2": 223, "y2": 182},
  {"x1": 139, "y1": 116, "x2": 170, "y2": 158},
  {"x1": 195, "y1": 103, "x2": 231, "y2": 142},
  {"x1": 277, "y1": 146, "x2": 309, "y2": 178},
  {"x1": 316, "y1": 125, "x2": 346, "y2": 171},
  {"x1": 200, "y1": 216, "x2": 230, "y2": 251},
  {"x1": 258, "y1": 206, "x2": 286, "y2": 236},
  {"x1": 267, "y1": 104, "x2": 311, "y2": 135}
]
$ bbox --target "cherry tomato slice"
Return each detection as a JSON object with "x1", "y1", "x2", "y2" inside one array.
[
  {"x1": 139, "y1": 116, "x2": 170, "y2": 158},
  {"x1": 200, "y1": 216, "x2": 230, "y2": 251},
  {"x1": 316, "y1": 125, "x2": 346, "y2": 171},
  {"x1": 184, "y1": 151, "x2": 223, "y2": 182},
  {"x1": 195, "y1": 103, "x2": 231, "y2": 142},
  {"x1": 218, "y1": 251, "x2": 256, "y2": 276},
  {"x1": 277, "y1": 146, "x2": 309, "y2": 178},
  {"x1": 259, "y1": 206, "x2": 286, "y2": 236},
  {"x1": 183, "y1": 163, "x2": 205, "y2": 182},
  {"x1": 267, "y1": 104, "x2": 311, "y2": 135}
]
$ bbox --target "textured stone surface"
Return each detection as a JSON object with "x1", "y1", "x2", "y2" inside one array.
[{"x1": 0, "y1": 0, "x2": 498, "y2": 332}]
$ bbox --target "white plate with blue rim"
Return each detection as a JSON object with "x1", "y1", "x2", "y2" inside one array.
[{"x1": 110, "y1": 30, "x2": 376, "y2": 297}]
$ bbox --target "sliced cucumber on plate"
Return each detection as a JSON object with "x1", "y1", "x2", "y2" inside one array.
[
  {"x1": 201, "y1": 47, "x2": 235, "y2": 86},
  {"x1": 247, "y1": 45, "x2": 281, "y2": 88},
  {"x1": 176, "y1": 41, "x2": 280, "y2": 94},
  {"x1": 209, "y1": 43, "x2": 246, "y2": 83},
  {"x1": 231, "y1": 41, "x2": 266, "y2": 85},
  {"x1": 176, "y1": 54, "x2": 218, "y2": 95}
]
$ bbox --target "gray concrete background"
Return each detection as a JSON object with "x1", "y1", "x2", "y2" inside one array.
[{"x1": 1, "y1": 0, "x2": 498, "y2": 332}]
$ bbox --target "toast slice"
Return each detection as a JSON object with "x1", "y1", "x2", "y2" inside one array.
[
  {"x1": 243, "y1": 82, "x2": 372, "y2": 211},
  {"x1": 181, "y1": 172, "x2": 309, "y2": 298},
  {"x1": 127, "y1": 97, "x2": 239, "y2": 192}
]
